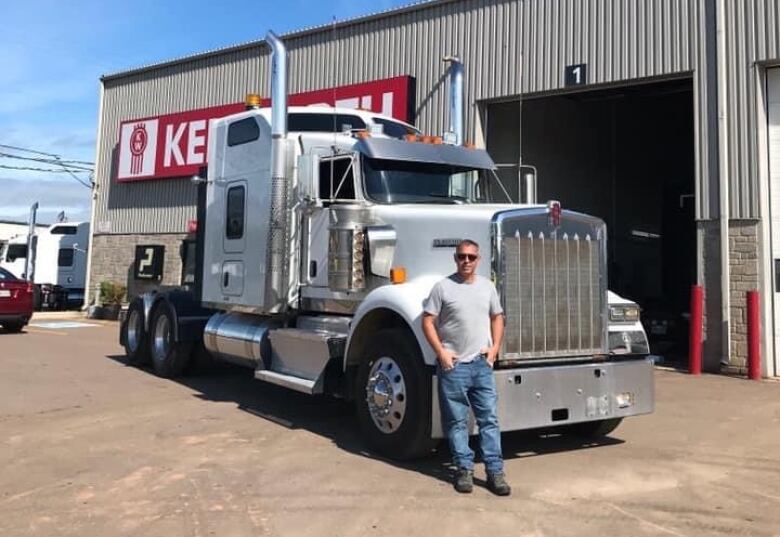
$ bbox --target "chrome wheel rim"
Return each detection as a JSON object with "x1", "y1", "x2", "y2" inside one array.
[
  {"x1": 152, "y1": 314, "x2": 171, "y2": 362},
  {"x1": 127, "y1": 308, "x2": 141, "y2": 352},
  {"x1": 365, "y1": 356, "x2": 407, "y2": 434}
]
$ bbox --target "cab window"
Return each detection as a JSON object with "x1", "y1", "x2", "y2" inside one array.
[
  {"x1": 225, "y1": 185, "x2": 245, "y2": 239},
  {"x1": 58, "y1": 248, "x2": 74, "y2": 267},
  {"x1": 319, "y1": 157, "x2": 356, "y2": 201}
]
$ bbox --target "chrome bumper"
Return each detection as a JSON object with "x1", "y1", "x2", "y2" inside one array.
[{"x1": 431, "y1": 358, "x2": 654, "y2": 439}]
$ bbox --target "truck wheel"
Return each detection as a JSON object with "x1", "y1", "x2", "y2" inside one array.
[
  {"x1": 355, "y1": 328, "x2": 436, "y2": 460},
  {"x1": 122, "y1": 298, "x2": 150, "y2": 366},
  {"x1": 566, "y1": 418, "x2": 623, "y2": 438},
  {"x1": 148, "y1": 302, "x2": 192, "y2": 378}
]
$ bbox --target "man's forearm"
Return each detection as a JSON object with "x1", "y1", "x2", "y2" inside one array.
[
  {"x1": 422, "y1": 315, "x2": 445, "y2": 356},
  {"x1": 491, "y1": 315, "x2": 505, "y2": 351}
]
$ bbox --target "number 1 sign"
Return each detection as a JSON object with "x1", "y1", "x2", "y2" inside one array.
[{"x1": 565, "y1": 64, "x2": 587, "y2": 87}]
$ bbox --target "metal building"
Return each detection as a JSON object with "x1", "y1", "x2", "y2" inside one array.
[{"x1": 88, "y1": 0, "x2": 780, "y2": 377}]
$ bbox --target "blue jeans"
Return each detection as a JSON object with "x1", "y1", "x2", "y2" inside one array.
[{"x1": 437, "y1": 355, "x2": 504, "y2": 474}]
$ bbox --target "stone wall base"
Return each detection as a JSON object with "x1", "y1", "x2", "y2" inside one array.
[
  {"x1": 88, "y1": 233, "x2": 187, "y2": 305},
  {"x1": 697, "y1": 219, "x2": 760, "y2": 372}
]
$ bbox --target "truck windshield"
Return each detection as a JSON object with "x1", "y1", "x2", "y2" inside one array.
[
  {"x1": 362, "y1": 157, "x2": 511, "y2": 204},
  {"x1": 4, "y1": 244, "x2": 27, "y2": 262}
]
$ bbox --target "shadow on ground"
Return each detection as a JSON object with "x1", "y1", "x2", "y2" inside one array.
[{"x1": 107, "y1": 354, "x2": 624, "y2": 485}]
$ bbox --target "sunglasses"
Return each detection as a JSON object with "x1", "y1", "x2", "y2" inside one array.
[{"x1": 455, "y1": 253, "x2": 478, "y2": 262}]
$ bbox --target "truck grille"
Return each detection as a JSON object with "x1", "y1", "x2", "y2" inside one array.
[{"x1": 502, "y1": 230, "x2": 604, "y2": 359}]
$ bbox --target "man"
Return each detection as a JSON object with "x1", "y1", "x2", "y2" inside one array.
[{"x1": 422, "y1": 239, "x2": 511, "y2": 496}]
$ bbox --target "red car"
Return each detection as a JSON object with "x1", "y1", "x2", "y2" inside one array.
[{"x1": 0, "y1": 267, "x2": 34, "y2": 333}]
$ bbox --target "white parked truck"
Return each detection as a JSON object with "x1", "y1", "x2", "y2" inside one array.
[
  {"x1": 0, "y1": 221, "x2": 89, "y2": 309},
  {"x1": 120, "y1": 32, "x2": 653, "y2": 459}
]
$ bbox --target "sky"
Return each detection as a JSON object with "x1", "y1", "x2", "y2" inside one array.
[{"x1": 0, "y1": 0, "x2": 414, "y2": 225}]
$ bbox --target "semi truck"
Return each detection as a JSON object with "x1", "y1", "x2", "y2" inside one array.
[
  {"x1": 0, "y1": 221, "x2": 90, "y2": 309},
  {"x1": 120, "y1": 31, "x2": 653, "y2": 459}
]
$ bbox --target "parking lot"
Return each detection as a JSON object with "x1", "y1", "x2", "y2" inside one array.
[{"x1": 1, "y1": 316, "x2": 779, "y2": 537}]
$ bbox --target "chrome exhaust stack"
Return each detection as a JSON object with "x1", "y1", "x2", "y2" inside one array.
[
  {"x1": 264, "y1": 30, "x2": 290, "y2": 312},
  {"x1": 443, "y1": 56, "x2": 464, "y2": 145}
]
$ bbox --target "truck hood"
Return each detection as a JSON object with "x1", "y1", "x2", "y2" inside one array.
[{"x1": 372, "y1": 204, "x2": 542, "y2": 281}]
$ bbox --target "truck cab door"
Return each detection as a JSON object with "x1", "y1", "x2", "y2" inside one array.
[
  {"x1": 202, "y1": 114, "x2": 270, "y2": 307},
  {"x1": 221, "y1": 180, "x2": 247, "y2": 296}
]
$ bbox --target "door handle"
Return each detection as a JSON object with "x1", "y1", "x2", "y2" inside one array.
[{"x1": 223, "y1": 271, "x2": 230, "y2": 288}]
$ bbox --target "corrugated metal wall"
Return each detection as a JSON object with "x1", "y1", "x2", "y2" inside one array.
[
  {"x1": 95, "y1": 0, "x2": 712, "y2": 234},
  {"x1": 96, "y1": 47, "x2": 264, "y2": 234},
  {"x1": 723, "y1": 0, "x2": 780, "y2": 219}
]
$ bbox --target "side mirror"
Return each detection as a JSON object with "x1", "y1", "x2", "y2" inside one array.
[{"x1": 297, "y1": 154, "x2": 320, "y2": 203}]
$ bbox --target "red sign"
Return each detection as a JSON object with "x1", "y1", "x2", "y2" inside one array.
[{"x1": 117, "y1": 75, "x2": 414, "y2": 182}]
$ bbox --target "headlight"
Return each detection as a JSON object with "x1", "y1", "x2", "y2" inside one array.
[{"x1": 609, "y1": 304, "x2": 640, "y2": 322}]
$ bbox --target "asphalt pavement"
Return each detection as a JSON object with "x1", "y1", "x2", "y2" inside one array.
[{"x1": 1, "y1": 315, "x2": 779, "y2": 536}]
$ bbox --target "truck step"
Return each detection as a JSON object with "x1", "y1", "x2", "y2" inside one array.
[
  {"x1": 255, "y1": 370, "x2": 317, "y2": 394},
  {"x1": 262, "y1": 328, "x2": 347, "y2": 395}
]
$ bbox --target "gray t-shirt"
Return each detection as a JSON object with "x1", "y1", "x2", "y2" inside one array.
[{"x1": 424, "y1": 274, "x2": 504, "y2": 363}]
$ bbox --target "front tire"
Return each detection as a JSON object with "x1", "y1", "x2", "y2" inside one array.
[
  {"x1": 148, "y1": 302, "x2": 192, "y2": 378},
  {"x1": 355, "y1": 328, "x2": 435, "y2": 460},
  {"x1": 122, "y1": 298, "x2": 150, "y2": 365}
]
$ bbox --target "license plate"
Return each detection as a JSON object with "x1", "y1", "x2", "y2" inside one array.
[{"x1": 0, "y1": 290, "x2": 10, "y2": 298}]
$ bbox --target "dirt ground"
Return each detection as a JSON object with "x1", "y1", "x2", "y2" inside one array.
[{"x1": 1, "y1": 315, "x2": 779, "y2": 537}]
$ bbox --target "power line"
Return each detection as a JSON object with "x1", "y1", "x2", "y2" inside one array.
[
  {"x1": 0, "y1": 164, "x2": 85, "y2": 173},
  {"x1": 0, "y1": 153, "x2": 94, "y2": 172},
  {"x1": 0, "y1": 166, "x2": 92, "y2": 189},
  {"x1": 0, "y1": 142, "x2": 94, "y2": 189},
  {"x1": 0, "y1": 143, "x2": 60, "y2": 158},
  {"x1": 0, "y1": 143, "x2": 95, "y2": 165}
]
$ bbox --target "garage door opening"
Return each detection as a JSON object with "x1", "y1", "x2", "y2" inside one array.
[{"x1": 486, "y1": 79, "x2": 696, "y2": 362}]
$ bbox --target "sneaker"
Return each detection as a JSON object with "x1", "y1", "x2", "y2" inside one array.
[
  {"x1": 486, "y1": 472, "x2": 511, "y2": 496},
  {"x1": 453, "y1": 468, "x2": 474, "y2": 493}
]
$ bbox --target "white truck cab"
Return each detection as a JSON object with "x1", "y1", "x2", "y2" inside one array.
[
  {"x1": 121, "y1": 31, "x2": 653, "y2": 459},
  {"x1": 0, "y1": 222, "x2": 89, "y2": 308}
]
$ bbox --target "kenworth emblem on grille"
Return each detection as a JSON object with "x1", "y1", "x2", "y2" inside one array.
[
  {"x1": 129, "y1": 123, "x2": 148, "y2": 175},
  {"x1": 432, "y1": 238, "x2": 462, "y2": 248},
  {"x1": 548, "y1": 200, "x2": 562, "y2": 229}
]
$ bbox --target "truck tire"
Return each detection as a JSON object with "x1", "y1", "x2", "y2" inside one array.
[
  {"x1": 2, "y1": 321, "x2": 25, "y2": 333},
  {"x1": 566, "y1": 418, "x2": 623, "y2": 438},
  {"x1": 122, "y1": 298, "x2": 150, "y2": 366},
  {"x1": 355, "y1": 328, "x2": 436, "y2": 460},
  {"x1": 148, "y1": 301, "x2": 192, "y2": 378}
]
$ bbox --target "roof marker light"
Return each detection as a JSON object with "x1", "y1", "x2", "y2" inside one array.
[{"x1": 245, "y1": 93, "x2": 262, "y2": 109}]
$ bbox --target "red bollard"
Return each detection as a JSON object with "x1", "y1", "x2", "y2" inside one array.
[
  {"x1": 689, "y1": 285, "x2": 703, "y2": 375},
  {"x1": 747, "y1": 290, "x2": 761, "y2": 380}
]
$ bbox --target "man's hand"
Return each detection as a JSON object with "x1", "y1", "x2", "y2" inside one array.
[
  {"x1": 438, "y1": 348, "x2": 456, "y2": 371},
  {"x1": 423, "y1": 313, "x2": 457, "y2": 371},
  {"x1": 480, "y1": 346, "x2": 499, "y2": 366}
]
